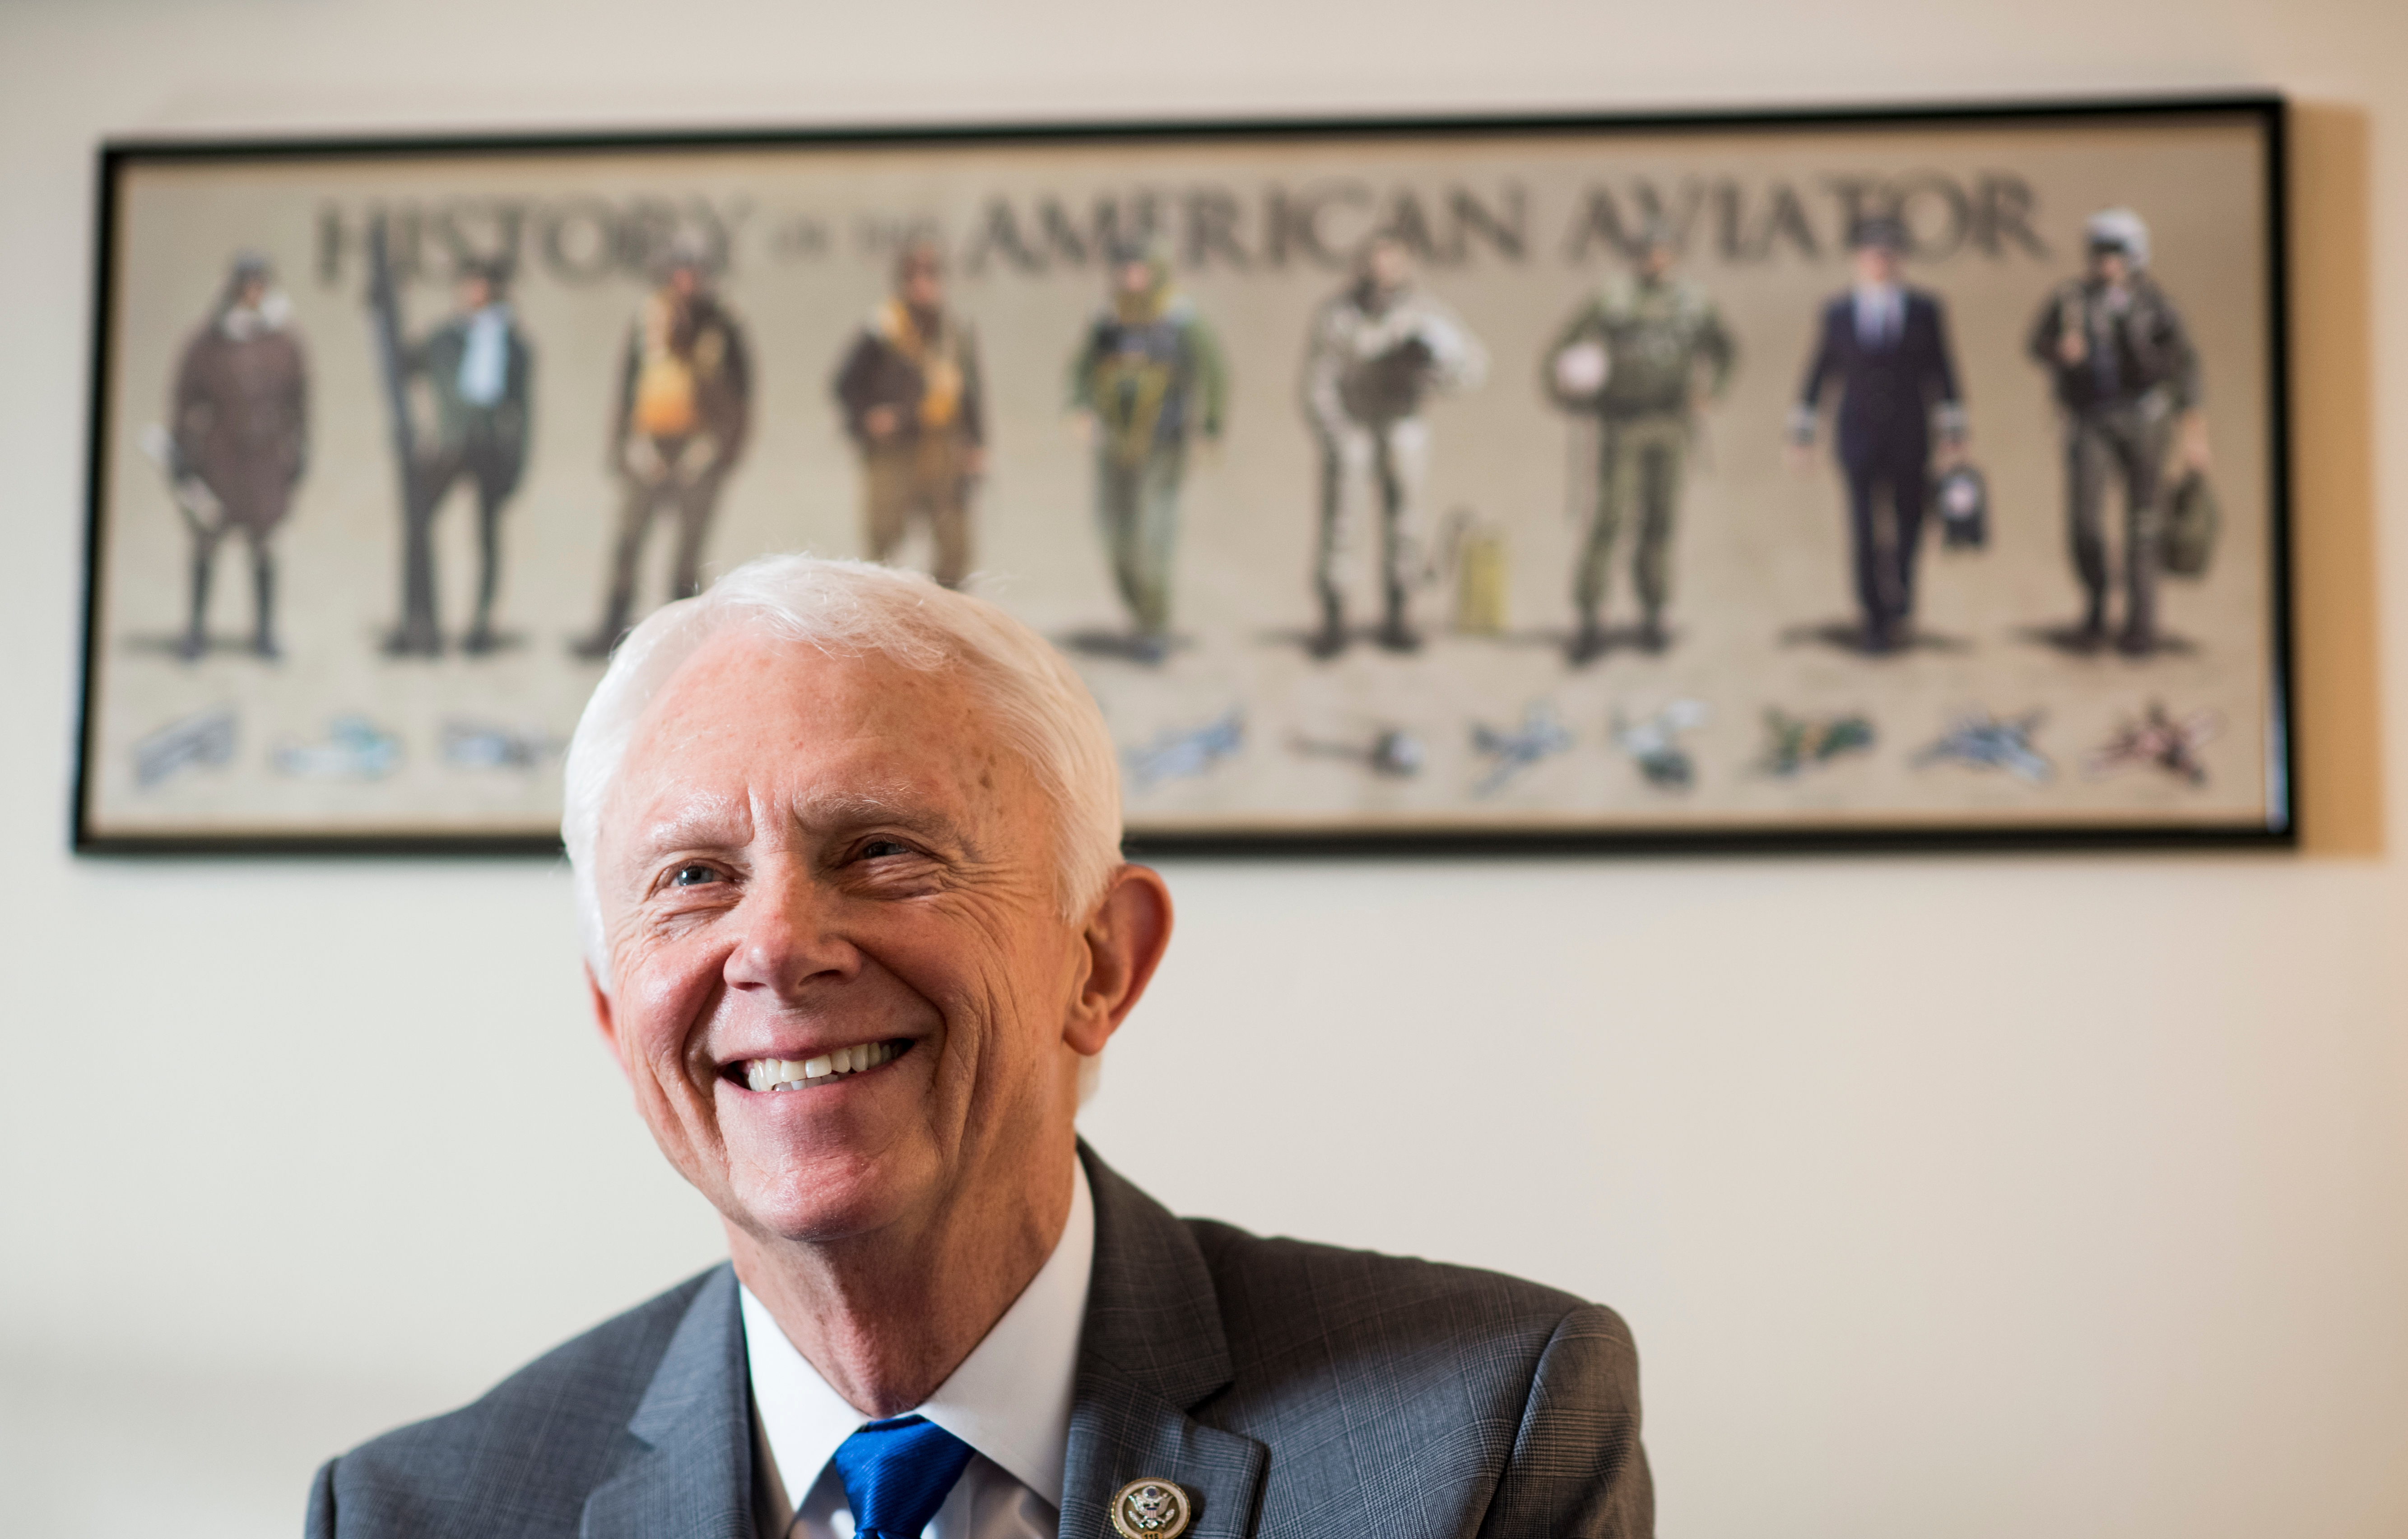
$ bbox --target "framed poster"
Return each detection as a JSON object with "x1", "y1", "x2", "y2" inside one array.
[{"x1": 74, "y1": 97, "x2": 2292, "y2": 854}]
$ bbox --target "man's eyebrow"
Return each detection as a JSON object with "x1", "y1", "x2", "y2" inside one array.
[
  {"x1": 617, "y1": 785, "x2": 981, "y2": 867},
  {"x1": 627, "y1": 791, "x2": 748, "y2": 861},
  {"x1": 794, "y1": 787, "x2": 974, "y2": 848}
]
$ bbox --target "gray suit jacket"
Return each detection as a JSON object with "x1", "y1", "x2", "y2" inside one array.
[{"x1": 308, "y1": 1146, "x2": 1650, "y2": 1537}]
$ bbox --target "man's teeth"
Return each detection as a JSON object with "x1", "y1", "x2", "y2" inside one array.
[{"x1": 744, "y1": 1042, "x2": 900, "y2": 1092}]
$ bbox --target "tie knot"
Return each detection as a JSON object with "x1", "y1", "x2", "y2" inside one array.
[{"x1": 829, "y1": 1415, "x2": 975, "y2": 1539}]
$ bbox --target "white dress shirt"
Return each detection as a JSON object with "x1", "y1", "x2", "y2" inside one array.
[
  {"x1": 741, "y1": 1160, "x2": 1095, "y2": 1539},
  {"x1": 1852, "y1": 282, "x2": 1904, "y2": 348},
  {"x1": 456, "y1": 304, "x2": 511, "y2": 406}
]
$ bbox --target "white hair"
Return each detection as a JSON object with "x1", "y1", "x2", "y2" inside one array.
[
  {"x1": 561, "y1": 554, "x2": 1124, "y2": 991},
  {"x1": 2085, "y1": 207, "x2": 2151, "y2": 271}
]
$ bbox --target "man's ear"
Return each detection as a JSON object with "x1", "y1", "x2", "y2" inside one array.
[
  {"x1": 1065, "y1": 864, "x2": 1175, "y2": 1057},
  {"x1": 586, "y1": 964, "x2": 631, "y2": 1082}
]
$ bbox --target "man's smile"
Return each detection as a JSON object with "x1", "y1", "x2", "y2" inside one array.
[{"x1": 730, "y1": 1038, "x2": 917, "y2": 1093}]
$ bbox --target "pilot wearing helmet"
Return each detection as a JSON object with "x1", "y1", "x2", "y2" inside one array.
[
  {"x1": 2025, "y1": 207, "x2": 2208, "y2": 655},
  {"x1": 1299, "y1": 233, "x2": 1488, "y2": 658}
]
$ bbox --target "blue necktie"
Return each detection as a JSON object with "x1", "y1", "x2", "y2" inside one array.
[{"x1": 829, "y1": 1414, "x2": 975, "y2": 1539}]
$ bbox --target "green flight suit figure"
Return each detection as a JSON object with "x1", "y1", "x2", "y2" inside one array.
[
  {"x1": 1544, "y1": 232, "x2": 1735, "y2": 663},
  {"x1": 1069, "y1": 244, "x2": 1227, "y2": 663}
]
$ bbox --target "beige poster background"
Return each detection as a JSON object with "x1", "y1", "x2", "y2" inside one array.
[{"x1": 83, "y1": 111, "x2": 2278, "y2": 839}]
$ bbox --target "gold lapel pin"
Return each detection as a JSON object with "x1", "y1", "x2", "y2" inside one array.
[{"x1": 1110, "y1": 1476, "x2": 1193, "y2": 1539}]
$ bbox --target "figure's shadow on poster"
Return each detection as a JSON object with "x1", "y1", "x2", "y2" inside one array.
[
  {"x1": 125, "y1": 629, "x2": 535, "y2": 662},
  {"x1": 120, "y1": 632, "x2": 280, "y2": 662},
  {"x1": 1488, "y1": 624, "x2": 1683, "y2": 664},
  {"x1": 2013, "y1": 624, "x2": 2198, "y2": 659},
  {"x1": 1250, "y1": 625, "x2": 1409, "y2": 659},
  {"x1": 1778, "y1": 619, "x2": 1973, "y2": 657},
  {"x1": 1058, "y1": 628, "x2": 1190, "y2": 667},
  {"x1": 377, "y1": 630, "x2": 532, "y2": 662},
  {"x1": 1250, "y1": 624, "x2": 1689, "y2": 664}
]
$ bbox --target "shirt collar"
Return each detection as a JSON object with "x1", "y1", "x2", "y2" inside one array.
[{"x1": 740, "y1": 1157, "x2": 1095, "y2": 1511}]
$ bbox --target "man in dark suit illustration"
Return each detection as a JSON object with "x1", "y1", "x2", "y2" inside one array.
[
  {"x1": 1786, "y1": 216, "x2": 1967, "y2": 654},
  {"x1": 386, "y1": 258, "x2": 533, "y2": 658},
  {"x1": 308, "y1": 554, "x2": 1651, "y2": 1539}
]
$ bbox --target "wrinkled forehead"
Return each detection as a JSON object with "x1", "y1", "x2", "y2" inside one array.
[{"x1": 598, "y1": 630, "x2": 1046, "y2": 859}]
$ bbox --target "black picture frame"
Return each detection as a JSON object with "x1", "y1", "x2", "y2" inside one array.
[{"x1": 73, "y1": 93, "x2": 2294, "y2": 857}]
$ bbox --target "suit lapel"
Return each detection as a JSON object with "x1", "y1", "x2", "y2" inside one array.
[
  {"x1": 574, "y1": 1158, "x2": 1266, "y2": 1539},
  {"x1": 581, "y1": 1265, "x2": 758, "y2": 1539},
  {"x1": 1061, "y1": 1146, "x2": 1267, "y2": 1539}
]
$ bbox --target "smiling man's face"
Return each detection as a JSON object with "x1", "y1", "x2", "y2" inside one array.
[{"x1": 588, "y1": 628, "x2": 1092, "y2": 1248}]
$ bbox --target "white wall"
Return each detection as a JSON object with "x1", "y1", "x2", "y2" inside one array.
[{"x1": 3, "y1": 2, "x2": 2403, "y2": 1535}]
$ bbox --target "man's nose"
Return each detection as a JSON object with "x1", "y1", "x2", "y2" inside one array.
[{"x1": 722, "y1": 869, "x2": 859, "y2": 996}]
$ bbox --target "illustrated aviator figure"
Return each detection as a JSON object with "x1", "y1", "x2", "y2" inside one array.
[
  {"x1": 574, "y1": 237, "x2": 751, "y2": 659},
  {"x1": 164, "y1": 253, "x2": 308, "y2": 661},
  {"x1": 387, "y1": 258, "x2": 532, "y2": 657},
  {"x1": 833, "y1": 239, "x2": 986, "y2": 590},
  {"x1": 1787, "y1": 216, "x2": 1966, "y2": 654},
  {"x1": 1069, "y1": 240, "x2": 1227, "y2": 662},
  {"x1": 1544, "y1": 222, "x2": 1734, "y2": 663},
  {"x1": 1301, "y1": 233, "x2": 1487, "y2": 657},
  {"x1": 2025, "y1": 207, "x2": 2207, "y2": 655}
]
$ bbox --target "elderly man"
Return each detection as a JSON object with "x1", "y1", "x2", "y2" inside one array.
[{"x1": 308, "y1": 554, "x2": 1650, "y2": 1539}]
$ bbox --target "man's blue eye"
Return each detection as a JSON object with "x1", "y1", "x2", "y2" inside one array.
[
  {"x1": 671, "y1": 865, "x2": 719, "y2": 886},
  {"x1": 860, "y1": 839, "x2": 910, "y2": 859}
]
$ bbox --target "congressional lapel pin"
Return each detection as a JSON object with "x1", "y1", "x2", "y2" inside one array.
[{"x1": 1109, "y1": 1476, "x2": 1193, "y2": 1539}]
